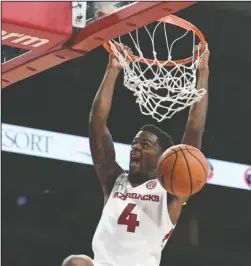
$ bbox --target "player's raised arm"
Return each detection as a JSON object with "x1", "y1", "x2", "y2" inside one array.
[
  {"x1": 181, "y1": 46, "x2": 210, "y2": 150},
  {"x1": 89, "y1": 52, "x2": 124, "y2": 198},
  {"x1": 167, "y1": 46, "x2": 210, "y2": 216}
]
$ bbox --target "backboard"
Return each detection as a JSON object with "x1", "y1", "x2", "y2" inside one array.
[
  {"x1": 1, "y1": 1, "x2": 196, "y2": 88},
  {"x1": 2, "y1": 2, "x2": 128, "y2": 63}
]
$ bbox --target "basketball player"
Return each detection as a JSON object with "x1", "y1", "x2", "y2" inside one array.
[{"x1": 62, "y1": 45, "x2": 210, "y2": 266}]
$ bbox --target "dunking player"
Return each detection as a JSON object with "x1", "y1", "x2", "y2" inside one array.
[{"x1": 62, "y1": 46, "x2": 210, "y2": 266}]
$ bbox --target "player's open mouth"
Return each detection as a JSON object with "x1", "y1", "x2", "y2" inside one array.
[{"x1": 131, "y1": 156, "x2": 140, "y2": 166}]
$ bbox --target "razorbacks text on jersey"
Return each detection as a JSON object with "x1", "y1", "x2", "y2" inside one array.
[{"x1": 92, "y1": 173, "x2": 175, "y2": 266}]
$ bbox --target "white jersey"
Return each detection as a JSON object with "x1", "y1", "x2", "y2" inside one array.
[{"x1": 92, "y1": 173, "x2": 175, "y2": 266}]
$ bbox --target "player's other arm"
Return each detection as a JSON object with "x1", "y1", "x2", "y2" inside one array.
[
  {"x1": 89, "y1": 55, "x2": 124, "y2": 199},
  {"x1": 167, "y1": 47, "x2": 210, "y2": 223},
  {"x1": 181, "y1": 46, "x2": 210, "y2": 149}
]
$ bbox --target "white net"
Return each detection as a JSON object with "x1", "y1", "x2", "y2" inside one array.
[{"x1": 108, "y1": 20, "x2": 208, "y2": 122}]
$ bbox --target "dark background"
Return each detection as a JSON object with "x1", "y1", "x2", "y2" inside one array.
[{"x1": 2, "y1": 2, "x2": 251, "y2": 266}]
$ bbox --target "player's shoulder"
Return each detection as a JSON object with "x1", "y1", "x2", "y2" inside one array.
[
  {"x1": 112, "y1": 172, "x2": 128, "y2": 188},
  {"x1": 117, "y1": 171, "x2": 128, "y2": 182}
]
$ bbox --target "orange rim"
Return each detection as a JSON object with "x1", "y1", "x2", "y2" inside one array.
[{"x1": 103, "y1": 15, "x2": 206, "y2": 66}]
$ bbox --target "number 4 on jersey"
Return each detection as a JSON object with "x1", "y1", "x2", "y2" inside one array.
[{"x1": 118, "y1": 203, "x2": 140, "y2": 233}]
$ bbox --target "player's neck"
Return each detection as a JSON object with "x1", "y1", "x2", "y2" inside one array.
[{"x1": 128, "y1": 171, "x2": 156, "y2": 185}]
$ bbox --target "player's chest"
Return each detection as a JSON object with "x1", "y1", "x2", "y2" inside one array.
[
  {"x1": 105, "y1": 183, "x2": 164, "y2": 224},
  {"x1": 113, "y1": 180, "x2": 161, "y2": 204}
]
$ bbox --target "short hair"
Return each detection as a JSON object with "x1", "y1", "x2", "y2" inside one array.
[{"x1": 140, "y1": 124, "x2": 174, "y2": 151}]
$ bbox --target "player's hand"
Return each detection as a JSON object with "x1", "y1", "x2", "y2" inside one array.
[
  {"x1": 108, "y1": 44, "x2": 133, "y2": 70},
  {"x1": 194, "y1": 43, "x2": 210, "y2": 71}
]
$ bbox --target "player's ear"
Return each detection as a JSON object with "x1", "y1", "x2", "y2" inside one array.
[{"x1": 157, "y1": 144, "x2": 164, "y2": 155}]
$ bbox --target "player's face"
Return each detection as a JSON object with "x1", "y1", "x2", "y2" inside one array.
[{"x1": 129, "y1": 130, "x2": 162, "y2": 181}]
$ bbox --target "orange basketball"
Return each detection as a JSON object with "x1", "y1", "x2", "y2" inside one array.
[{"x1": 157, "y1": 144, "x2": 209, "y2": 197}]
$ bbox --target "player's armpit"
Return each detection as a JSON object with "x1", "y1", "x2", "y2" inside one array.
[{"x1": 89, "y1": 124, "x2": 123, "y2": 195}]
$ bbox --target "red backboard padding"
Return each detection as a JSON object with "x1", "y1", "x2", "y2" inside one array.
[
  {"x1": 2, "y1": 2, "x2": 72, "y2": 52},
  {"x1": 2, "y1": 2, "x2": 196, "y2": 88}
]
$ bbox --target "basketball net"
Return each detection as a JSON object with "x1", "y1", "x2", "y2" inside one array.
[{"x1": 108, "y1": 21, "x2": 208, "y2": 122}]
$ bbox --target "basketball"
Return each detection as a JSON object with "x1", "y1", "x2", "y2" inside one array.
[{"x1": 157, "y1": 144, "x2": 209, "y2": 197}]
